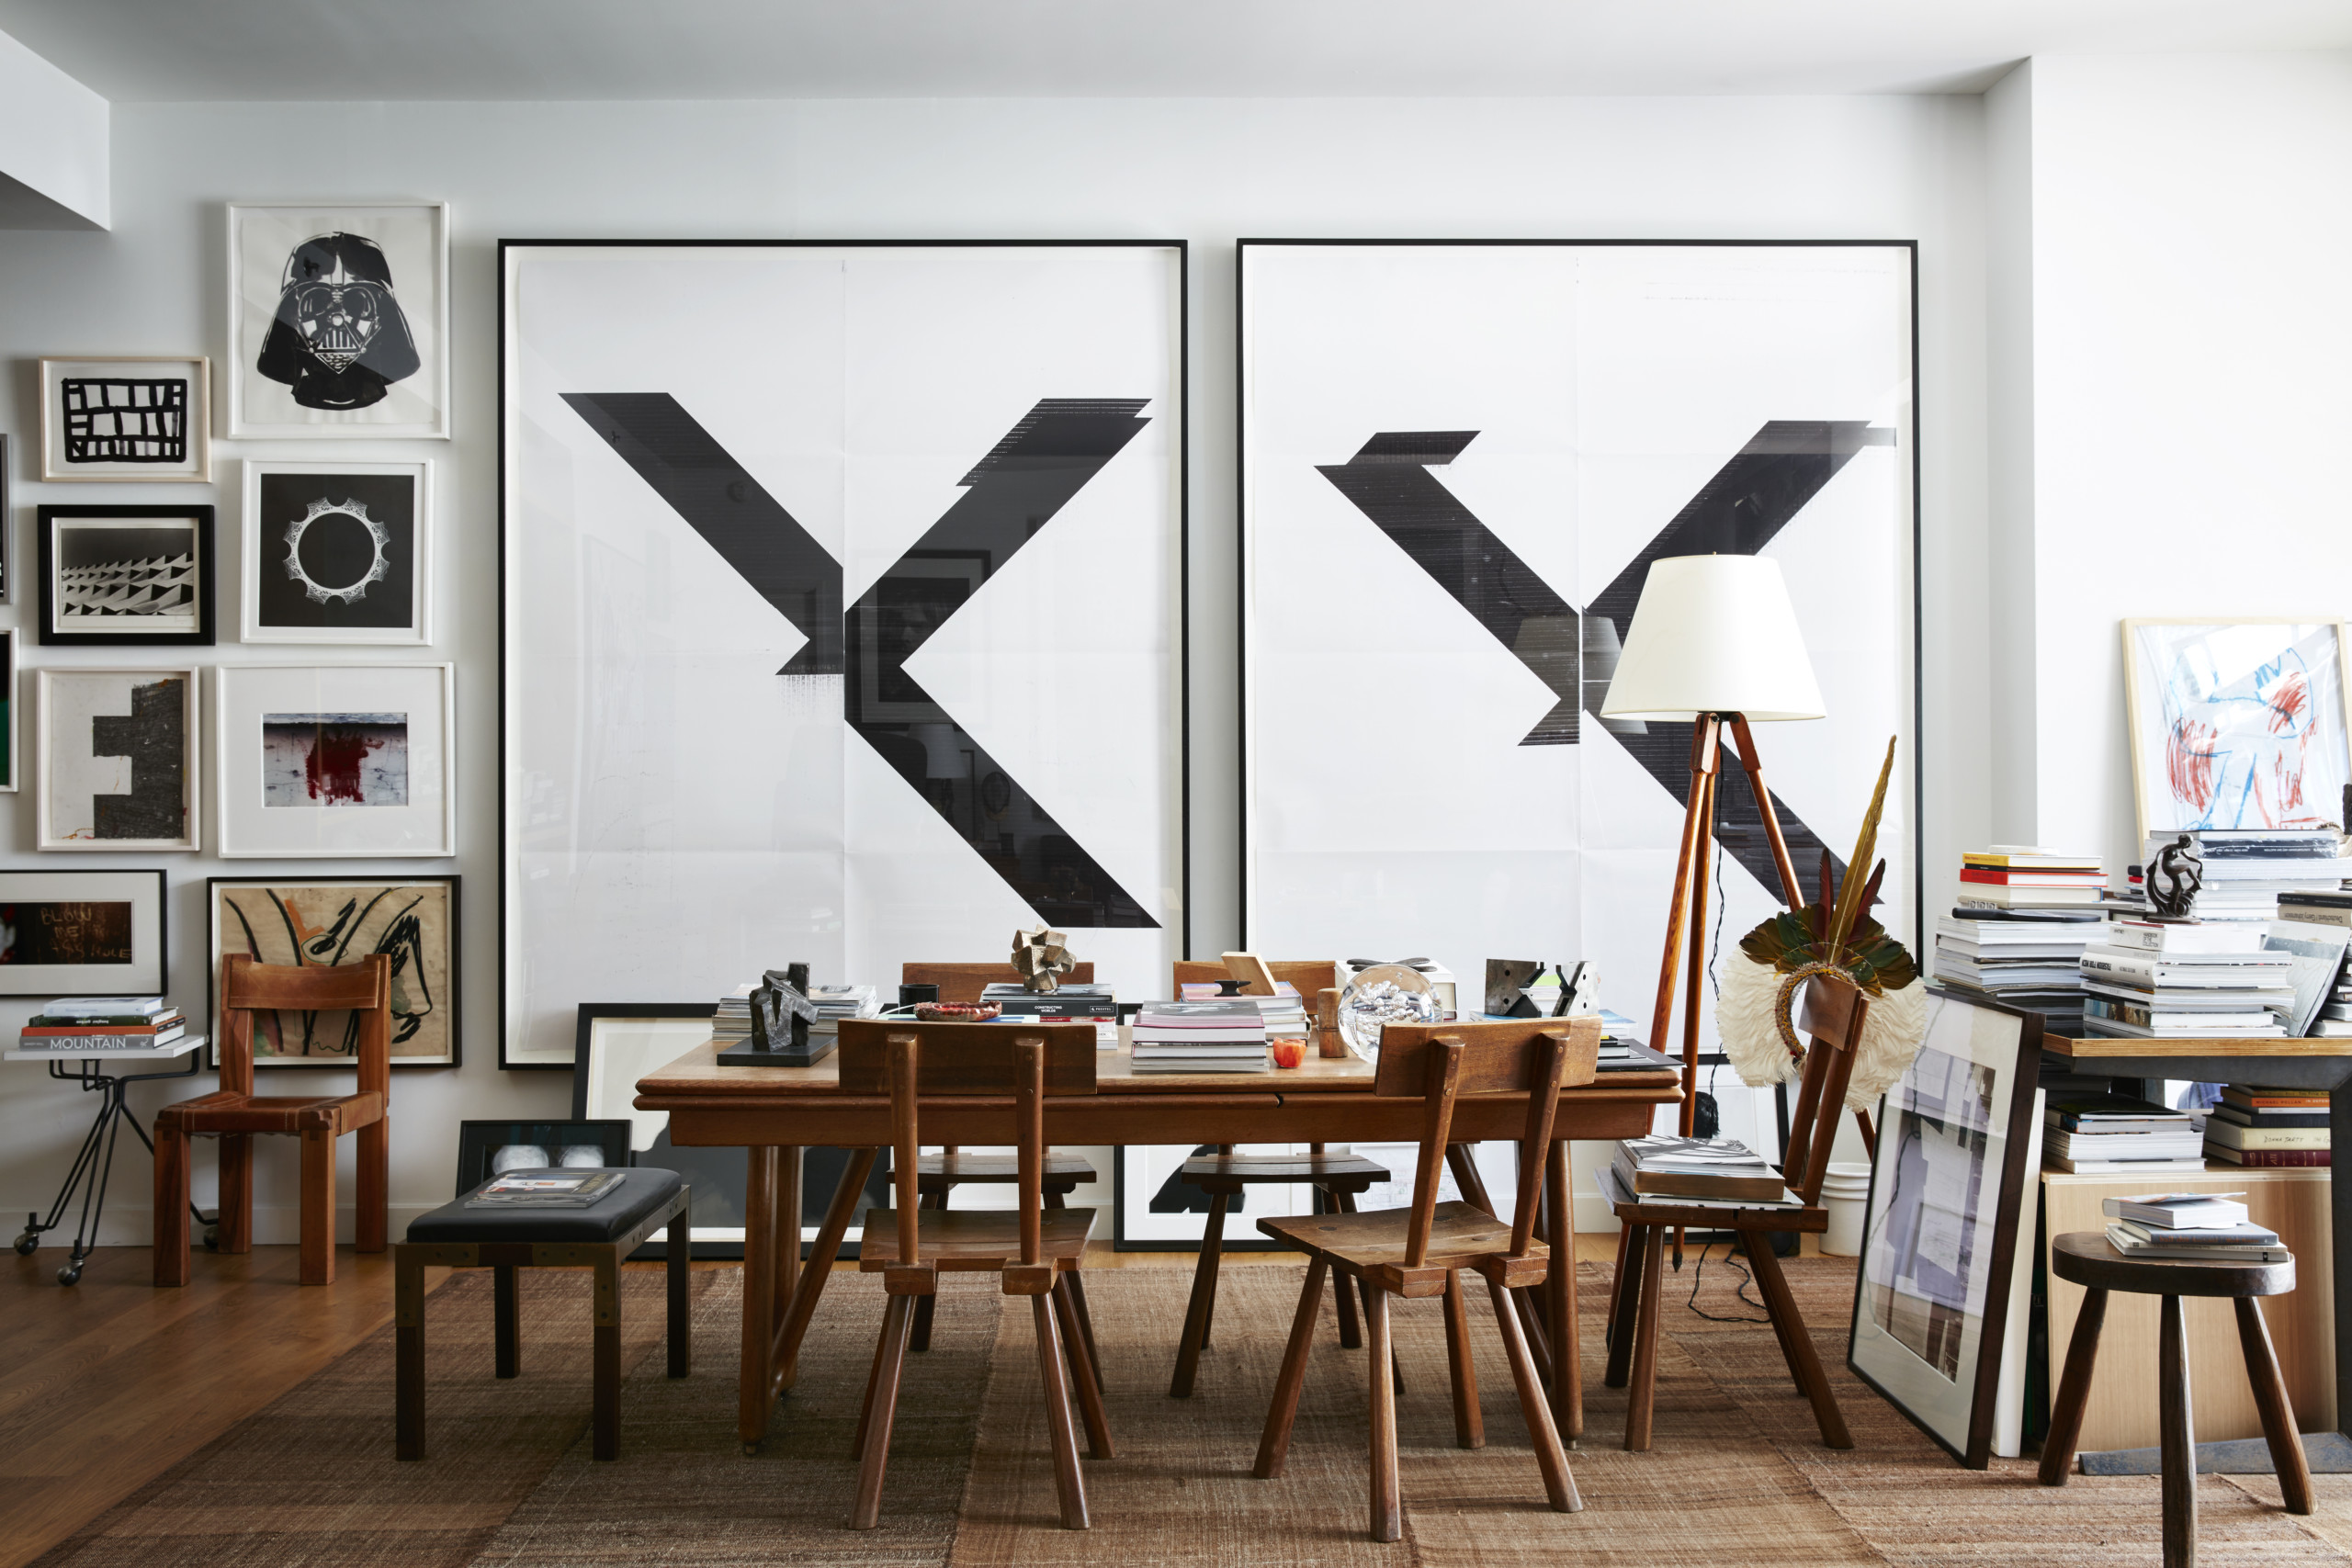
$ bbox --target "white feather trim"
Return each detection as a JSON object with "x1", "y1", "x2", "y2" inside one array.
[
  {"x1": 1847, "y1": 979, "x2": 1928, "y2": 1109},
  {"x1": 1717, "y1": 960, "x2": 1929, "y2": 1111}
]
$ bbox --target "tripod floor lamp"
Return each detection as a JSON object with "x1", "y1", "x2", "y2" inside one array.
[{"x1": 1600, "y1": 555, "x2": 1824, "y2": 1137}]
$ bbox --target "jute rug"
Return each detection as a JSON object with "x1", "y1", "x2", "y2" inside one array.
[{"x1": 33, "y1": 1251, "x2": 2352, "y2": 1566}]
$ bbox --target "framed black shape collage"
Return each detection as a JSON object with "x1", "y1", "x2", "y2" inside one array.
[
  {"x1": 0, "y1": 868, "x2": 167, "y2": 996},
  {"x1": 36, "y1": 667, "x2": 200, "y2": 852},
  {"x1": 36, "y1": 503, "x2": 216, "y2": 647},
  {"x1": 206, "y1": 874, "x2": 461, "y2": 1069},
  {"x1": 241, "y1": 459, "x2": 432, "y2": 645}
]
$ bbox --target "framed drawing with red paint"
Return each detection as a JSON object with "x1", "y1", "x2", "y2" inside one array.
[
  {"x1": 207, "y1": 874, "x2": 460, "y2": 1067},
  {"x1": 2121, "y1": 618, "x2": 2352, "y2": 843},
  {"x1": 214, "y1": 663, "x2": 455, "y2": 856}
]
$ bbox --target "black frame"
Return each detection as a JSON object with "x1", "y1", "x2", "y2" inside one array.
[
  {"x1": 496, "y1": 239, "x2": 1192, "y2": 1070},
  {"x1": 0, "y1": 867, "x2": 166, "y2": 996},
  {"x1": 453, "y1": 1118, "x2": 634, "y2": 1198},
  {"x1": 36, "y1": 502, "x2": 217, "y2": 646},
  {"x1": 1, "y1": 432, "x2": 11, "y2": 602},
  {"x1": 1231, "y1": 238, "x2": 1926, "y2": 953},
  {"x1": 1845, "y1": 986, "x2": 2045, "y2": 1469},
  {"x1": 204, "y1": 874, "x2": 463, "y2": 1070}
]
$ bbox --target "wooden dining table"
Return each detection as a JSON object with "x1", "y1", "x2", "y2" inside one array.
[{"x1": 634, "y1": 1038, "x2": 1682, "y2": 1450}]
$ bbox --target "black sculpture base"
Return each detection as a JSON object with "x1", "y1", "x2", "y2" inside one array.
[{"x1": 717, "y1": 1035, "x2": 837, "y2": 1069}]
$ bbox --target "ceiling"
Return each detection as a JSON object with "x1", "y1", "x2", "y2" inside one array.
[{"x1": 2, "y1": 0, "x2": 2347, "y2": 102}]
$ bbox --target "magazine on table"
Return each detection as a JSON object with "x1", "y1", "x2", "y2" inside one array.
[{"x1": 464, "y1": 1169, "x2": 627, "y2": 1208}]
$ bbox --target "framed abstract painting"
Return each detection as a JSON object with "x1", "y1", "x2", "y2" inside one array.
[
  {"x1": 207, "y1": 874, "x2": 460, "y2": 1068},
  {"x1": 0, "y1": 869, "x2": 166, "y2": 996},
  {"x1": 500, "y1": 240, "x2": 1186, "y2": 1071},
  {"x1": 38, "y1": 356, "x2": 211, "y2": 482},
  {"x1": 214, "y1": 663, "x2": 455, "y2": 857},
  {"x1": 2121, "y1": 618, "x2": 2352, "y2": 842},
  {"x1": 240, "y1": 460, "x2": 432, "y2": 644},
  {"x1": 37, "y1": 668, "x2": 199, "y2": 851}
]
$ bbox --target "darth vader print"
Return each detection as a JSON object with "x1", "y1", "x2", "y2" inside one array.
[{"x1": 257, "y1": 233, "x2": 421, "y2": 410}]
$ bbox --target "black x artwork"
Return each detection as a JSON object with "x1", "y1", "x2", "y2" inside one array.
[
  {"x1": 1319, "y1": 421, "x2": 1893, "y2": 896},
  {"x1": 562, "y1": 392, "x2": 1159, "y2": 930}
]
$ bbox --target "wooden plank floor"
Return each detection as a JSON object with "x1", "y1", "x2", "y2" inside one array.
[{"x1": 0, "y1": 1234, "x2": 1622, "y2": 1568}]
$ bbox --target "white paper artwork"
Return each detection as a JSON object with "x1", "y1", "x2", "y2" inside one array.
[{"x1": 502, "y1": 243, "x2": 1185, "y2": 1068}]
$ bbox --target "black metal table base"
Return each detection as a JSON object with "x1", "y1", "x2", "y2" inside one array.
[{"x1": 14, "y1": 1055, "x2": 209, "y2": 1285}]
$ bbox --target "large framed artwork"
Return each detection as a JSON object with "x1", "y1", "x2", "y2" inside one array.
[
  {"x1": 1848, "y1": 987, "x2": 2043, "y2": 1468},
  {"x1": 207, "y1": 875, "x2": 460, "y2": 1068},
  {"x1": 2121, "y1": 617, "x2": 2352, "y2": 843},
  {"x1": 0, "y1": 869, "x2": 166, "y2": 996},
  {"x1": 214, "y1": 662, "x2": 456, "y2": 857},
  {"x1": 226, "y1": 201, "x2": 450, "y2": 440},
  {"x1": 0, "y1": 627, "x2": 16, "y2": 791},
  {"x1": 37, "y1": 668, "x2": 199, "y2": 852},
  {"x1": 241, "y1": 460, "x2": 432, "y2": 644},
  {"x1": 37, "y1": 504, "x2": 216, "y2": 647},
  {"x1": 38, "y1": 356, "x2": 211, "y2": 482},
  {"x1": 1238, "y1": 240, "x2": 1918, "y2": 1074},
  {"x1": 500, "y1": 241, "x2": 1186, "y2": 1070}
]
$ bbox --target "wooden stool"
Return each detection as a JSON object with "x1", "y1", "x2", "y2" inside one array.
[
  {"x1": 395, "y1": 1170, "x2": 692, "y2": 1461},
  {"x1": 2040, "y1": 1232, "x2": 2312, "y2": 1567}
]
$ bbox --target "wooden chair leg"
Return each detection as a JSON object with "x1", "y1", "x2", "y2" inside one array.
[
  {"x1": 667, "y1": 1201, "x2": 693, "y2": 1379},
  {"x1": 2235, "y1": 1296, "x2": 2312, "y2": 1514},
  {"x1": 1253, "y1": 1258, "x2": 1329, "y2": 1479},
  {"x1": 2159, "y1": 1293, "x2": 2196, "y2": 1568},
  {"x1": 1034, "y1": 1292, "x2": 1091, "y2": 1529},
  {"x1": 152, "y1": 1119, "x2": 190, "y2": 1286},
  {"x1": 1043, "y1": 1188, "x2": 1102, "y2": 1369},
  {"x1": 394, "y1": 1247, "x2": 426, "y2": 1459},
  {"x1": 1512, "y1": 1285, "x2": 1555, "y2": 1390},
  {"x1": 851, "y1": 1293, "x2": 915, "y2": 1529},
  {"x1": 1605, "y1": 1224, "x2": 1647, "y2": 1391},
  {"x1": 910, "y1": 1190, "x2": 946, "y2": 1353},
  {"x1": 2039, "y1": 1285, "x2": 2109, "y2": 1485},
  {"x1": 1604, "y1": 1223, "x2": 1635, "y2": 1352},
  {"x1": 1323, "y1": 1189, "x2": 1364, "y2": 1349},
  {"x1": 356, "y1": 1118, "x2": 389, "y2": 1253},
  {"x1": 1623, "y1": 1222, "x2": 1666, "y2": 1451},
  {"x1": 299, "y1": 1127, "x2": 336, "y2": 1286},
  {"x1": 1745, "y1": 1236, "x2": 1852, "y2": 1450},
  {"x1": 592, "y1": 1247, "x2": 621, "y2": 1461},
  {"x1": 850, "y1": 1292, "x2": 899, "y2": 1461},
  {"x1": 1170, "y1": 1190, "x2": 1230, "y2": 1397},
  {"x1": 1365, "y1": 1283, "x2": 1402, "y2": 1543},
  {"x1": 493, "y1": 1264, "x2": 521, "y2": 1378},
  {"x1": 1488, "y1": 1274, "x2": 1581, "y2": 1512},
  {"x1": 1442, "y1": 1269, "x2": 1484, "y2": 1449},
  {"x1": 1054, "y1": 1274, "x2": 1114, "y2": 1460},
  {"x1": 218, "y1": 1132, "x2": 253, "y2": 1254}
]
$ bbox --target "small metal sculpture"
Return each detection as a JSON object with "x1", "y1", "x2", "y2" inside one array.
[
  {"x1": 1012, "y1": 926, "x2": 1075, "y2": 994},
  {"x1": 1485, "y1": 959, "x2": 1547, "y2": 1018},
  {"x1": 751, "y1": 963, "x2": 820, "y2": 1053},
  {"x1": 2146, "y1": 833, "x2": 2204, "y2": 919}
]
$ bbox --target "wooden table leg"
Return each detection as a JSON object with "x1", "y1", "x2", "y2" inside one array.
[
  {"x1": 1544, "y1": 1137, "x2": 1580, "y2": 1442},
  {"x1": 776, "y1": 1147, "x2": 874, "y2": 1391},
  {"x1": 2159, "y1": 1293, "x2": 2196, "y2": 1568},
  {"x1": 2235, "y1": 1295, "x2": 2313, "y2": 1515},
  {"x1": 739, "y1": 1145, "x2": 781, "y2": 1451},
  {"x1": 775, "y1": 1145, "x2": 801, "y2": 1344}
]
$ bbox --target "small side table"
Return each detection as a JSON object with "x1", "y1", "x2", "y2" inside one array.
[{"x1": 7, "y1": 1036, "x2": 209, "y2": 1285}]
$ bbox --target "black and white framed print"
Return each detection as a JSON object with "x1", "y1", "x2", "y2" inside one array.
[
  {"x1": 0, "y1": 869, "x2": 166, "y2": 995},
  {"x1": 37, "y1": 668, "x2": 200, "y2": 851},
  {"x1": 208, "y1": 875, "x2": 461, "y2": 1068},
  {"x1": 37, "y1": 504, "x2": 215, "y2": 646},
  {"x1": 1238, "y1": 241, "x2": 1918, "y2": 1066},
  {"x1": 214, "y1": 663, "x2": 455, "y2": 857},
  {"x1": 38, "y1": 356, "x2": 211, "y2": 482},
  {"x1": 227, "y1": 202, "x2": 450, "y2": 440},
  {"x1": 241, "y1": 460, "x2": 431, "y2": 644},
  {"x1": 500, "y1": 241, "x2": 1186, "y2": 1069}
]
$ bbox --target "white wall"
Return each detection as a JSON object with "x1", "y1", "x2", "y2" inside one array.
[
  {"x1": 0, "y1": 93, "x2": 1990, "y2": 1243},
  {"x1": 0, "y1": 27, "x2": 107, "y2": 230}
]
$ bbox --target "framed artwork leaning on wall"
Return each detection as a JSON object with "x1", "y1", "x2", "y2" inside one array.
[{"x1": 208, "y1": 874, "x2": 460, "y2": 1068}]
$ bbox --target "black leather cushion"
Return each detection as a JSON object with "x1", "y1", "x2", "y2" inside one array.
[{"x1": 405, "y1": 1168, "x2": 686, "y2": 1244}]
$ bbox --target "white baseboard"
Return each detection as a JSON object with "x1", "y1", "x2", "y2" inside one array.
[{"x1": 37, "y1": 1203, "x2": 445, "y2": 1250}]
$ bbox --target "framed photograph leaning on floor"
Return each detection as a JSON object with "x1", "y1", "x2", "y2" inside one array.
[
  {"x1": 1847, "y1": 987, "x2": 2043, "y2": 1469},
  {"x1": 241, "y1": 460, "x2": 432, "y2": 644},
  {"x1": 214, "y1": 663, "x2": 455, "y2": 857},
  {"x1": 37, "y1": 668, "x2": 199, "y2": 851},
  {"x1": 208, "y1": 875, "x2": 460, "y2": 1068},
  {"x1": 37, "y1": 504, "x2": 216, "y2": 647}
]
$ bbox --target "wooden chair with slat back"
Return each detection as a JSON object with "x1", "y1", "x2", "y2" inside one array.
[
  {"x1": 896, "y1": 962, "x2": 1101, "y2": 1359},
  {"x1": 153, "y1": 953, "x2": 394, "y2": 1287},
  {"x1": 1251, "y1": 1016, "x2": 1599, "y2": 1543},
  {"x1": 1601, "y1": 971, "x2": 1865, "y2": 1452},
  {"x1": 1162, "y1": 956, "x2": 1395, "y2": 1396},
  {"x1": 838, "y1": 1018, "x2": 1107, "y2": 1531}
]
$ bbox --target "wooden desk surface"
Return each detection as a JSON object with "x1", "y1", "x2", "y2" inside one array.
[{"x1": 2047, "y1": 1034, "x2": 2352, "y2": 1061}]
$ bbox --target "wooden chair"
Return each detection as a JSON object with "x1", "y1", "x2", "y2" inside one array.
[
  {"x1": 2039, "y1": 1233, "x2": 2312, "y2": 1565},
  {"x1": 1166, "y1": 956, "x2": 1393, "y2": 1394},
  {"x1": 840, "y1": 1018, "x2": 1108, "y2": 1531},
  {"x1": 1252, "y1": 1016, "x2": 1598, "y2": 1542},
  {"x1": 897, "y1": 961, "x2": 1101, "y2": 1357},
  {"x1": 1601, "y1": 972, "x2": 1865, "y2": 1451},
  {"x1": 153, "y1": 954, "x2": 392, "y2": 1287}
]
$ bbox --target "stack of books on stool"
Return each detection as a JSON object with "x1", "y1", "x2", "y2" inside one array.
[
  {"x1": 2206, "y1": 1083, "x2": 2331, "y2": 1168},
  {"x1": 17, "y1": 997, "x2": 187, "y2": 1052},
  {"x1": 1129, "y1": 998, "x2": 1268, "y2": 1073},
  {"x1": 2103, "y1": 1190, "x2": 2288, "y2": 1262},
  {"x1": 2077, "y1": 923, "x2": 2291, "y2": 1040},
  {"x1": 1607, "y1": 1134, "x2": 1798, "y2": 1205},
  {"x1": 1935, "y1": 846, "x2": 2105, "y2": 1035},
  {"x1": 2043, "y1": 1092, "x2": 2207, "y2": 1174}
]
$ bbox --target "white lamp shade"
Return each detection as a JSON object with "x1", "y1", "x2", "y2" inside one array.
[{"x1": 1599, "y1": 555, "x2": 1825, "y2": 721}]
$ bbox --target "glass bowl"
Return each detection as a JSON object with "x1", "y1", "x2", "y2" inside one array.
[{"x1": 1337, "y1": 964, "x2": 1442, "y2": 1057}]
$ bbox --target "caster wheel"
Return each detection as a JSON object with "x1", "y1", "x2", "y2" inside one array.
[
  {"x1": 202, "y1": 1225, "x2": 221, "y2": 1251},
  {"x1": 12, "y1": 1231, "x2": 35, "y2": 1257},
  {"x1": 740, "y1": 1440, "x2": 761, "y2": 1457},
  {"x1": 57, "y1": 1264, "x2": 82, "y2": 1285}
]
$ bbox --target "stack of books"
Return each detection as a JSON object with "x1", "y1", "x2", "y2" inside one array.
[
  {"x1": 2043, "y1": 1093, "x2": 2207, "y2": 1173},
  {"x1": 464, "y1": 1170, "x2": 628, "y2": 1208},
  {"x1": 1182, "y1": 979, "x2": 1309, "y2": 1037},
  {"x1": 2205, "y1": 1083, "x2": 2330, "y2": 1168},
  {"x1": 1129, "y1": 998, "x2": 1269, "y2": 1073},
  {"x1": 2102, "y1": 1191, "x2": 2288, "y2": 1262},
  {"x1": 2078, "y1": 920, "x2": 2292, "y2": 1038},
  {"x1": 712, "y1": 981, "x2": 878, "y2": 1047},
  {"x1": 1935, "y1": 848, "x2": 2105, "y2": 1034},
  {"x1": 1956, "y1": 845, "x2": 2106, "y2": 912},
  {"x1": 2126, "y1": 829, "x2": 2352, "y2": 923},
  {"x1": 2275, "y1": 891, "x2": 2352, "y2": 1036},
  {"x1": 984, "y1": 982, "x2": 1117, "y2": 1023},
  {"x1": 18, "y1": 997, "x2": 187, "y2": 1051},
  {"x1": 713, "y1": 984, "x2": 758, "y2": 1046},
  {"x1": 1607, "y1": 1134, "x2": 1795, "y2": 1203}
]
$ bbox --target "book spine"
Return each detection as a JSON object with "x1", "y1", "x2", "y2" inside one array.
[
  {"x1": 15, "y1": 1035, "x2": 185, "y2": 1051},
  {"x1": 2206, "y1": 1147, "x2": 2332, "y2": 1168},
  {"x1": 2204, "y1": 1124, "x2": 2331, "y2": 1149},
  {"x1": 2278, "y1": 904, "x2": 2352, "y2": 927}
]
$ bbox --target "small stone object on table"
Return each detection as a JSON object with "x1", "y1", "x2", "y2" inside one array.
[{"x1": 1012, "y1": 925, "x2": 1076, "y2": 993}]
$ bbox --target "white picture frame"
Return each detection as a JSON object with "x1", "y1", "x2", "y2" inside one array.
[
  {"x1": 36, "y1": 667, "x2": 201, "y2": 852},
  {"x1": 38, "y1": 356, "x2": 211, "y2": 482},
  {"x1": 226, "y1": 201, "x2": 450, "y2": 440},
  {"x1": 240, "y1": 459, "x2": 433, "y2": 645},
  {"x1": 214, "y1": 662, "x2": 455, "y2": 858},
  {"x1": 0, "y1": 869, "x2": 167, "y2": 995}
]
